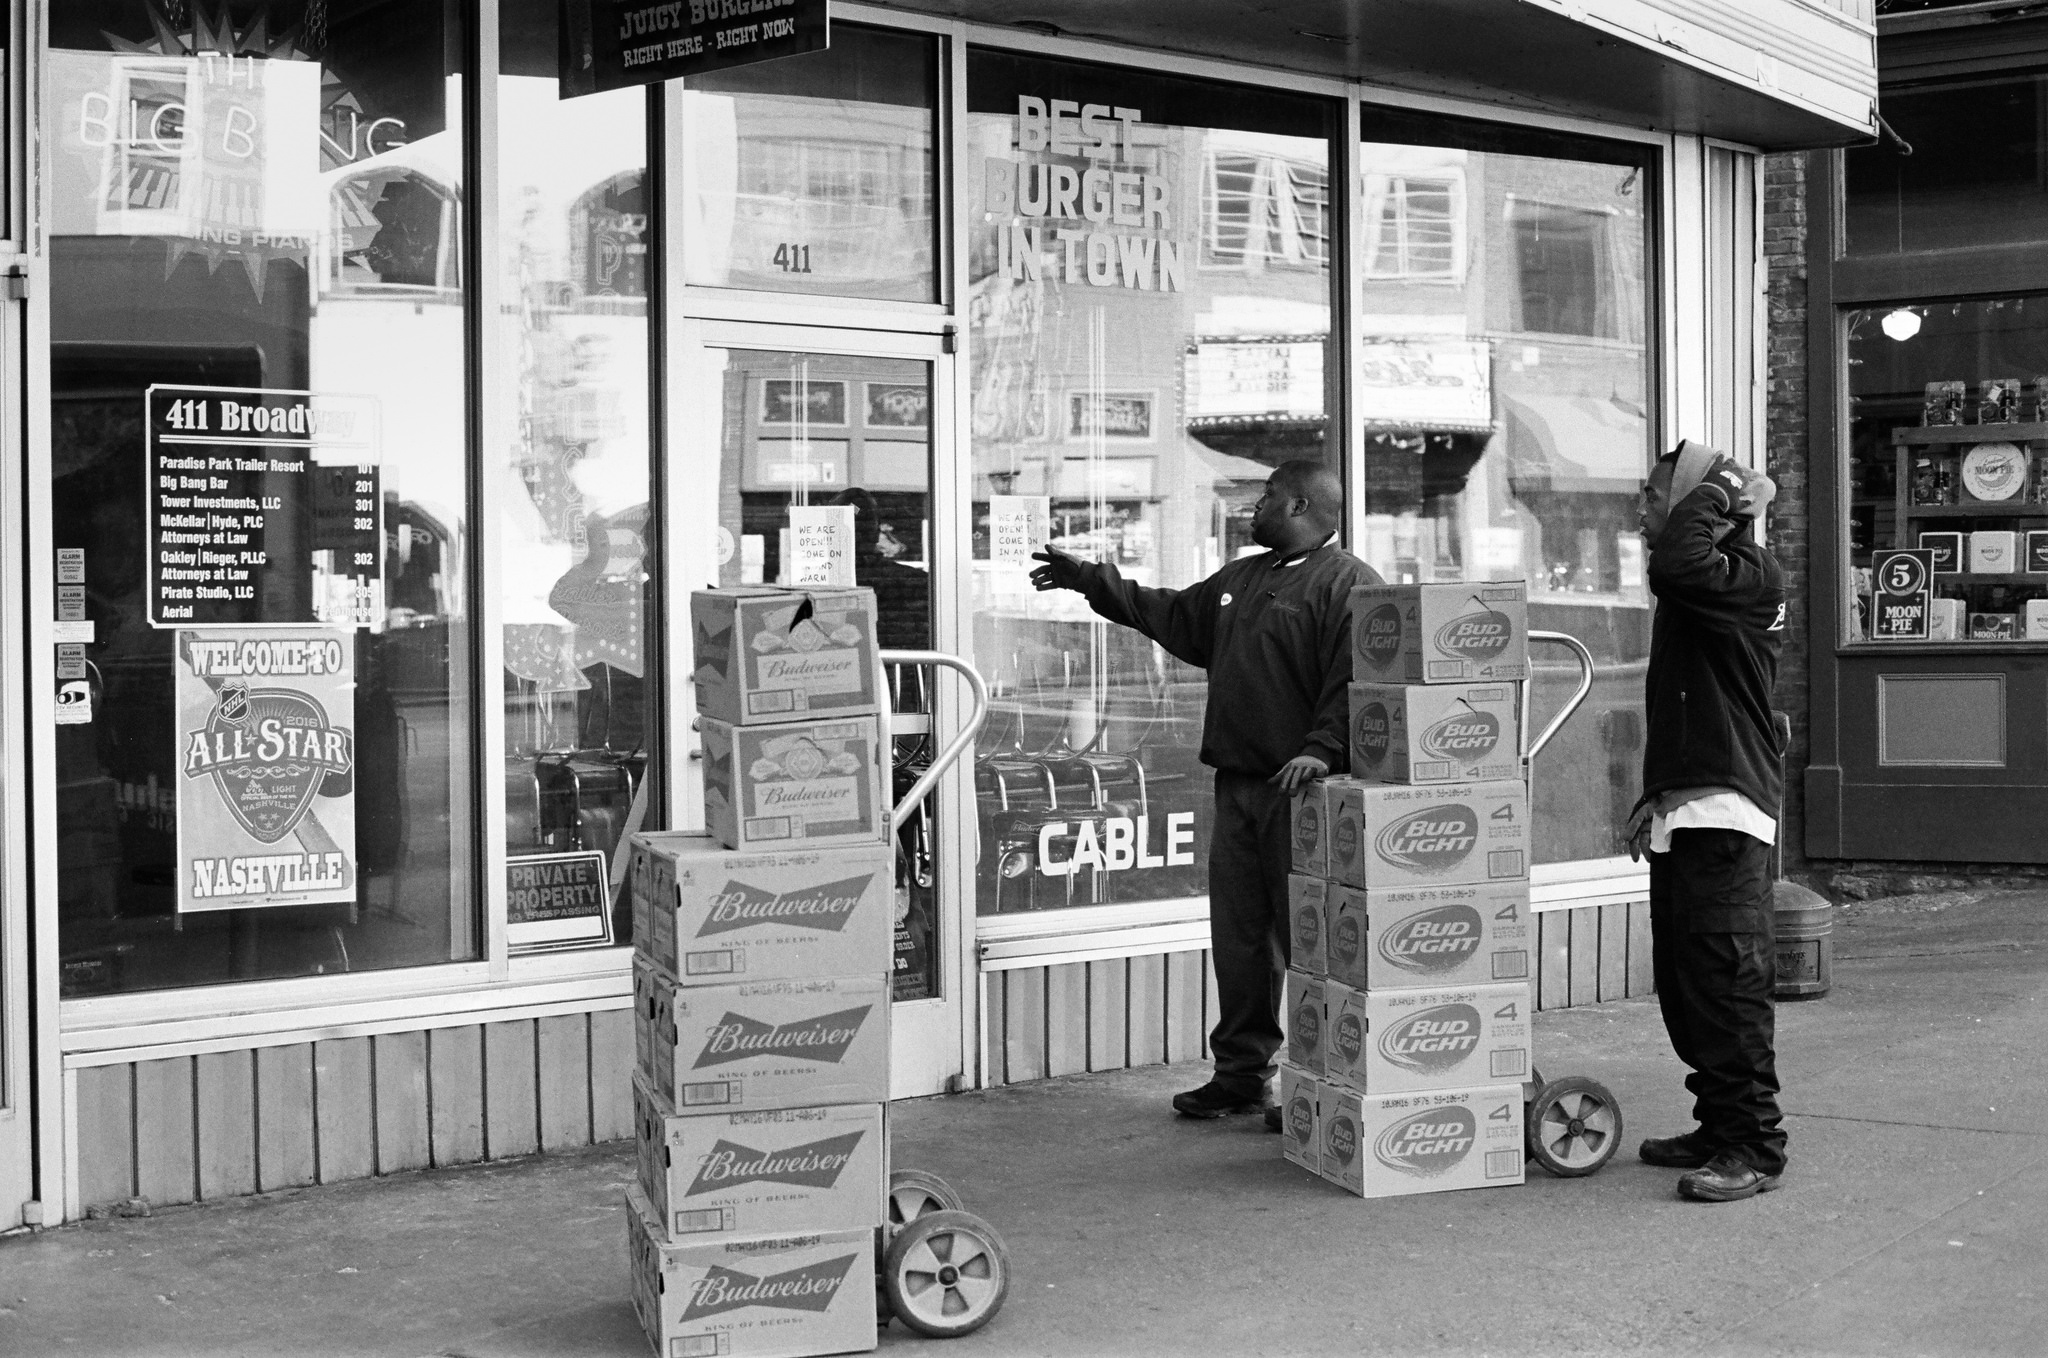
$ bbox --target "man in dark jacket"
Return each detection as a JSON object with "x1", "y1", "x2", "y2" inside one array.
[
  {"x1": 1031, "y1": 460, "x2": 1379, "y2": 1119},
  {"x1": 1628, "y1": 439, "x2": 1788, "y2": 1201}
]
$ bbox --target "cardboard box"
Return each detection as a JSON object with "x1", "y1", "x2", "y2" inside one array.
[
  {"x1": 1326, "y1": 780, "x2": 1368, "y2": 887},
  {"x1": 1918, "y1": 531, "x2": 1963, "y2": 574},
  {"x1": 635, "y1": 962, "x2": 890, "y2": 1111},
  {"x1": 1315, "y1": 1084, "x2": 1526, "y2": 1198},
  {"x1": 1970, "y1": 530, "x2": 2019, "y2": 574},
  {"x1": 1290, "y1": 780, "x2": 1334, "y2": 878},
  {"x1": 1324, "y1": 880, "x2": 1533, "y2": 992},
  {"x1": 2026, "y1": 530, "x2": 2048, "y2": 574},
  {"x1": 1327, "y1": 780, "x2": 1529, "y2": 891},
  {"x1": 691, "y1": 586, "x2": 879, "y2": 725},
  {"x1": 1278, "y1": 1062, "x2": 1322, "y2": 1175},
  {"x1": 627, "y1": 1186, "x2": 878, "y2": 1358},
  {"x1": 1288, "y1": 875, "x2": 1331, "y2": 975},
  {"x1": 630, "y1": 834, "x2": 892, "y2": 985},
  {"x1": 700, "y1": 715, "x2": 887, "y2": 851},
  {"x1": 1284, "y1": 968, "x2": 1327, "y2": 1076},
  {"x1": 635, "y1": 1079, "x2": 885, "y2": 1241},
  {"x1": 1351, "y1": 582, "x2": 1529, "y2": 684},
  {"x1": 1349, "y1": 682, "x2": 1522, "y2": 785},
  {"x1": 2027, "y1": 599, "x2": 2048, "y2": 639},
  {"x1": 1969, "y1": 612, "x2": 2019, "y2": 640},
  {"x1": 1929, "y1": 597, "x2": 1965, "y2": 641},
  {"x1": 1324, "y1": 979, "x2": 1532, "y2": 1095}
]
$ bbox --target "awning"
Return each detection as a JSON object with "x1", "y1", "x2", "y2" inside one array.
[{"x1": 1502, "y1": 394, "x2": 1648, "y2": 495}]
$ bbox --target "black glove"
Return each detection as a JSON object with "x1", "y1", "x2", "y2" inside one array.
[{"x1": 1029, "y1": 546, "x2": 1088, "y2": 593}]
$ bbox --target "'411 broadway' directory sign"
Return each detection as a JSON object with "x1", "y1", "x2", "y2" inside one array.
[{"x1": 145, "y1": 385, "x2": 384, "y2": 630}]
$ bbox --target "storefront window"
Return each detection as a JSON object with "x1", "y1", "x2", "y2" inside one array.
[
  {"x1": 1845, "y1": 75, "x2": 2048, "y2": 256},
  {"x1": 680, "y1": 24, "x2": 939, "y2": 304},
  {"x1": 1356, "y1": 108, "x2": 1656, "y2": 865},
  {"x1": 1842, "y1": 295, "x2": 2048, "y2": 645},
  {"x1": 498, "y1": 0, "x2": 655, "y2": 952},
  {"x1": 48, "y1": 1, "x2": 476, "y2": 994},
  {"x1": 965, "y1": 51, "x2": 1339, "y2": 914}
]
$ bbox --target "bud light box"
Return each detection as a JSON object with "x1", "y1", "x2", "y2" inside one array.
[
  {"x1": 635, "y1": 962, "x2": 890, "y2": 1112},
  {"x1": 1351, "y1": 582, "x2": 1529, "y2": 684},
  {"x1": 1288, "y1": 874, "x2": 1331, "y2": 976},
  {"x1": 1278, "y1": 1062, "x2": 1322, "y2": 1175},
  {"x1": 1335, "y1": 779, "x2": 1528, "y2": 891},
  {"x1": 634, "y1": 1078, "x2": 885, "y2": 1243},
  {"x1": 630, "y1": 834, "x2": 892, "y2": 987},
  {"x1": 699, "y1": 715, "x2": 888, "y2": 851},
  {"x1": 690, "y1": 586, "x2": 879, "y2": 725},
  {"x1": 1291, "y1": 777, "x2": 1364, "y2": 878},
  {"x1": 1315, "y1": 1083, "x2": 1526, "y2": 1198},
  {"x1": 1349, "y1": 682, "x2": 1522, "y2": 785},
  {"x1": 627, "y1": 1185, "x2": 878, "y2": 1358},
  {"x1": 1325, "y1": 880, "x2": 1533, "y2": 992},
  {"x1": 1323, "y1": 979, "x2": 1532, "y2": 1096},
  {"x1": 1284, "y1": 968, "x2": 1327, "y2": 1075}
]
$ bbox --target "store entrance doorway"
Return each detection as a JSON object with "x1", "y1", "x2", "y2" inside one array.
[
  {"x1": 673, "y1": 321, "x2": 971, "y2": 1097},
  {"x1": 1, "y1": 268, "x2": 33, "y2": 1229}
]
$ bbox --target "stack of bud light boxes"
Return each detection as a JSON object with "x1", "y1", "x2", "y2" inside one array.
[
  {"x1": 625, "y1": 585, "x2": 890, "y2": 1358},
  {"x1": 1278, "y1": 582, "x2": 1538, "y2": 1198}
]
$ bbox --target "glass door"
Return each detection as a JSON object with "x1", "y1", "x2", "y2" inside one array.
[{"x1": 673, "y1": 322, "x2": 967, "y2": 1097}]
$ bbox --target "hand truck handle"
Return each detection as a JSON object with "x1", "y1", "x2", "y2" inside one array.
[
  {"x1": 1520, "y1": 629, "x2": 1596, "y2": 763},
  {"x1": 879, "y1": 649, "x2": 991, "y2": 834}
]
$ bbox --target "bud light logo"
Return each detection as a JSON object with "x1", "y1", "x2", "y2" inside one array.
[
  {"x1": 1377, "y1": 904, "x2": 1483, "y2": 976},
  {"x1": 1292, "y1": 992, "x2": 1322, "y2": 1052},
  {"x1": 1435, "y1": 608, "x2": 1512, "y2": 660},
  {"x1": 1379, "y1": 1003, "x2": 1482, "y2": 1074},
  {"x1": 1420, "y1": 711, "x2": 1500, "y2": 762},
  {"x1": 1373, "y1": 1107, "x2": 1477, "y2": 1177},
  {"x1": 1329, "y1": 912, "x2": 1361, "y2": 968},
  {"x1": 1374, "y1": 804, "x2": 1478, "y2": 873},
  {"x1": 1358, "y1": 604, "x2": 1403, "y2": 671},
  {"x1": 1331, "y1": 812, "x2": 1361, "y2": 871},
  {"x1": 1325, "y1": 1113, "x2": 1359, "y2": 1167},
  {"x1": 1295, "y1": 903, "x2": 1322, "y2": 953},
  {"x1": 1354, "y1": 702, "x2": 1391, "y2": 767},
  {"x1": 1286, "y1": 1094, "x2": 1315, "y2": 1145},
  {"x1": 1294, "y1": 802, "x2": 1322, "y2": 854},
  {"x1": 1332, "y1": 1010, "x2": 1364, "y2": 1065},
  {"x1": 681, "y1": 1254, "x2": 856, "y2": 1321}
]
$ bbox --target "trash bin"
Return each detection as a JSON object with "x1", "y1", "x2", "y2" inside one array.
[{"x1": 1772, "y1": 880, "x2": 1832, "y2": 1000}]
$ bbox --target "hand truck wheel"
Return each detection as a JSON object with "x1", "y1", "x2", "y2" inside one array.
[
  {"x1": 1525, "y1": 1075, "x2": 1623, "y2": 1178},
  {"x1": 888, "y1": 1167, "x2": 964, "y2": 1231},
  {"x1": 881, "y1": 1208, "x2": 1010, "y2": 1338}
]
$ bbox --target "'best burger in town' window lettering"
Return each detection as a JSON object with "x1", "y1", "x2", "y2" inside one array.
[{"x1": 983, "y1": 97, "x2": 1186, "y2": 291}]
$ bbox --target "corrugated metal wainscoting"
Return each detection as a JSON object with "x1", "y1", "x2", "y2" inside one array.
[{"x1": 70, "y1": 1009, "x2": 635, "y2": 1214}]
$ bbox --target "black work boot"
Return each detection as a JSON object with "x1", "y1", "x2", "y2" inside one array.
[
  {"x1": 1678, "y1": 1152, "x2": 1784, "y2": 1202},
  {"x1": 1639, "y1": 1128, "x2": 1718, "y2": 1168},
  {"x1": 1171, "y1": 1080, "x2": 1268, "y2": 1119}
]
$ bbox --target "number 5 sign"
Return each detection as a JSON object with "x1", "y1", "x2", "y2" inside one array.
[{"x1": 1872, "y1": 549, "x2": 1934, "y2": 640}]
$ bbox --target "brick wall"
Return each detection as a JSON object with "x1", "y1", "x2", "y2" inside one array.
[{"x1": 1763, "y1": 152, "x2": 1814, "y2": 878}]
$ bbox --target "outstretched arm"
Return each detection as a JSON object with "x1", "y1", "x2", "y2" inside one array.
[{"x1": 1031, "y1": 545, "x2": 1220, "y2": 668}]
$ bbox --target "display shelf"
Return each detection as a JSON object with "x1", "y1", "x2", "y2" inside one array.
[
  {"x1": 1892, "y1": 422, "x2": 2048, "y2": 445},
  {"x1": 1901, "y1": 503, "x2": 2048, "y2": 518},
  {"x1": 1928, "y1": 573, "x2": 2048, "y2": 585}
]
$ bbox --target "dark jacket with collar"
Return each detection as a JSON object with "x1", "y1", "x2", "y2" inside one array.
[{"x1": 1073, "y1": 541, "x2": 1380, "y2": 778}]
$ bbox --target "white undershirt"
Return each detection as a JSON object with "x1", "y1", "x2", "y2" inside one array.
[{"x1": 1649, "y1": 791, "x2": 1777, "y2": 855}]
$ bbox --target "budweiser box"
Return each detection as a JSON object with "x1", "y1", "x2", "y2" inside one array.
[
  {"x1": 630, "y1": 833, "x2": 892, "y2": 986},
  {"x1": 1316, "y1": 1084, "x2": 1526, "y2": 1198},
  {"x1": 627, "y1": 1185, "x2": 878, "y2": 1358},
  {"x1": 1352, "y1": 581, "x2": 1529, "y2": 684},
  {"x1": 1288, "y1": 874, "x2": 1331, "y2": 976},
  {"x1": 1325, "y1": 880, "x2": 1533, "y2": 992},
  {"x1": 1349, "y1": 681, "x2": 1521, "y2": 785},
  {"x1": 634, "y1": 1077, "x2": 885, "y2": 1242},
  {"x1": 700, "y1": 714, "x2": 887, "y2": 851},
  {"x1": 691, "y1": 585, "x2": 879, "y2": 725},
  {"x1": 1324, "y1": 979, "x2": 1532, "y2": 1096},
  {"x1": 1278, "y1": 1062, "x2": 1322, "y2": 1175},
  {"x1": 634, "y1": 961, "x2": 889, "y2": 1111},
  {"x1": 1285, "y1": 968, "x2": 1327, "y2": 1076},
  {"x1": 1330, "y1": 779, "x2": 1528, "y2": 891}
]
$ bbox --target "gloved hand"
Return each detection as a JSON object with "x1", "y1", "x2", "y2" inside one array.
[
  {"x1": 1624, "y1": 800, "x2": 1655, "y2": 863},
  {"x1": 1029, "y1": 545, "x2": 1089, "y2": 593},
  {"x1": 1687, "y1": 454, "x2": 1776, "y2": 521},
  {"x1": 1269, "y1": 755, "x2": 1329, "y2": 792}
]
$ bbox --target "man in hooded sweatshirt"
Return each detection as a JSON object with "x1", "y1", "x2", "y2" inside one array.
[{"x1": 1628, "y1": 439, "x2": 1789, "y2": 1202}]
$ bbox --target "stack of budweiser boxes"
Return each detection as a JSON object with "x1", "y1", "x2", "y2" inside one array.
[
  {"x1": 624, "y1": 585, "x2": 891, "y2": 1358},
  {"x1": 1278, "y1": 581, "x2": 1539, "y2": 1198}
]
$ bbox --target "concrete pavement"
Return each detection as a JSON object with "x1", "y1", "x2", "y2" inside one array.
[{"x1": 4, "y1": 888, "x2": 2044, "y2": 1357}]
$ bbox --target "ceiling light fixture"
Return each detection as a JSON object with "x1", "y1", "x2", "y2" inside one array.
[{"x1": 1881, "y1": 308, "x2": 1921, "y2": 342}]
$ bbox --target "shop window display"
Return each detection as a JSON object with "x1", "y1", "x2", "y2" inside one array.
[
  {"x1": 1845, "y1": 72, "x2": 2048, "y2": 257},
  {"x1": 48, "y1": 0, "x2": 476, "y2": 994}
]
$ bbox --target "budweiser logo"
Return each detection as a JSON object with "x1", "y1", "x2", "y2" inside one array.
[
  {"x1": 1434, "y1": 608, "x2": 1512, "y2": 660},
  {"x1": 1329, "y1": 913, "x2": 1361, "y2": 967},
  {"x1": 1420, "y1": 711, "x2": 1500, "y2": 761},
  {"x1": 692, "y1": 618, "x2": 734, "y2": 685},
  {"x1": 1357, "y1": 604, "x2": 1403, "y2": 671},
  {"x1": 1379, "y1": 1003, "x2": 1482, "y2": 1074},
  {"x1": 1378, "y1": 904, "x2": 1484, "y2": 975},
  {"x1": 1324, "y1": 1112, "x2": 1358, "y2": 1167},
  {"x1": 681, "y1": 1254, "x2": 856, "y2": 1321},
  {"x1": 697, "y1": 875, "x2": 872, "y2": 936},
  {"x1": 1374, "y1": 805, "x2": 1478, "y2": 873},
  {"x1": 1286, "y1": 1093, "x2": 1315, "y2": 1145},
  {"x1": 693, "y1": 1004, "x2": 871, "y2": 1068},
  {"x1": 1295, "y1": 902, "x2": 1322, "y2": 952},
  {"x1": 1332, "y1": 1010, "x2": 1364, "y2": 1065},
  {"x1": 1354, "y1": 702, "x2": 1391, "y2": 767},
  {"x1": 686, "y1": 1131, "x2": 864, "y2": 1195},
  {"x1": 1373, "y1": 1107, "x2": 1476, "y2": 1177}
]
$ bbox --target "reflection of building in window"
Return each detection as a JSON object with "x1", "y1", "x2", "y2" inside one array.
[
  {"x1": 1509, "y1": 200, "x2": 1622, "y2": 338},
  {"x1": 1203, "y1": 150, "x2": 1328, "y2": 268},
  {"x1": 736, "y1": 132, "x2": 932, "y2": 251},
  {"x1": 1363, "y1": 174, "x2": 1463, "y2": 279},
  {"x1": 328, "y1": 167, "x2": 462, "y2": 293}
]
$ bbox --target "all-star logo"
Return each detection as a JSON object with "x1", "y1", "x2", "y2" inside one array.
[
  {"x1": 1379, "y1": 1003, "x2": 1482, "y2": 1074},
  {"x1": 1354, "y1": 702, "x2": 1391, "y2": 767},
  {"x1": 182, "y1": 686, "x2": 353, "y2": 843},
  {"x1": 692, "y1": 1004, "x2": 872, "y2": 1068},
  {"x1": 680, "y1": 1254, "x2": 856, "y2": 1321},
  {"x1": 1435, "y1": 607, "x2": 1513, "y2": 660},
  {"x1": 1379, "y1": 904, "x2": 1483, "y2": 974},
  {"x1": 686, "y1": 1131, "x2": 865, "y2": 1196},
  {"x1": 1421, "y1": 711, "x2": 1500, "y2": 761},
  {"x1": 1332, "y1": 1010, "x2": 1365, "y2": 1065},
  {"x1": 1374, "y1": 805, "x2": 1478, "y2": 873},
  {"x1": 1373, "y1": 1106, "x2": 1476, "y2": 1177},
  {"x1": 1358, "y1": 604, "x2": 1404, "y2": 671},
  {"x1": 697, "y1": 875, "x2": 873, "y2": 937}
]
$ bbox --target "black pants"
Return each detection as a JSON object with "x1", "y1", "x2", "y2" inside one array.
[
  {"x1": 1206, "y1": 770, "x2": 1292, "y2": 1097},
  {"x1": 1649, "y1": 828, "x2": 1787, "y2": 1175}
]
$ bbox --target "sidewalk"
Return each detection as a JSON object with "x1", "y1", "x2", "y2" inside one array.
[{"x1": 6, "y1": 889, "x2": 2045, "y2": 1358}]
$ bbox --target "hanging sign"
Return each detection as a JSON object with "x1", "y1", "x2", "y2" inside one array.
[
  {"x1": 174, "y1": 630, "x2": 357, "y2": 913},
  {"x1": 1871, "y1": 549, "x2": 1932, "y2": 642},
  {"x1": 145, "y1": 385, "x2": 383, "y2": 630},
  {"x1": 559, "y1": 0, "x2": 830, "y2": 99}
]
